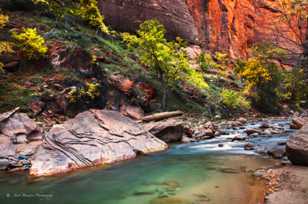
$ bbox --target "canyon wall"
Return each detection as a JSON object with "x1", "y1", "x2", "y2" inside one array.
[{"x1": 99, "y1": 0, "x2": 306, "y2": 58}]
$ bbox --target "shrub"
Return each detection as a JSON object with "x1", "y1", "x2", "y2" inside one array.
[
  {"x1": 199, "y1": 51, "x2": 230, "y2": 78},
  {"x1": 32, "y1": 0, "x2": 109, "y2": 33},
  {"x1": 235, "y1": 57, "x2": 284, "y2": 113},
  {"x1": 74, "y1": 0, "x2": 109, "y2": 33},
  {"x1": 0, "y1": 14, "x2": 9, "y2": 29},
  {"x1": 233, "y1": 44, "x2": 306, "y2": 113},
  {"x1": 281, "y1": 68, "x2": 308, "y2": 108},
  {"x1": 235, "y1": 57, "x2": 271, "y2": 94},
  {"x1": 67, "y1": 82, "x2": 101, "y2": 104},
  {"x1": 0, "y1": 41, "x2": 14, "y2": 72},
  {"x1": 11, "y1": 28, "x2": 48, "y2": 59},
  {"x1": 220, "y1": 88, "x2": 251, "y2": 111},
  {"x1": 199, "y1": 52, "x2": 218, "y2": 71}
]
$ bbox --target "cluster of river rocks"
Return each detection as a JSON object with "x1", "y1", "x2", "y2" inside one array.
[{"x1": 0, "y1": 108, "x2": 307, "y2": 177}]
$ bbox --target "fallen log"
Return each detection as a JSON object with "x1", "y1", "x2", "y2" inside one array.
[
  {"x1": 0, "y1": 107, "x2": 20, "y2": 123},
  {"x1": 141, "y1": 111, "x2": 183, "y2": 122}
]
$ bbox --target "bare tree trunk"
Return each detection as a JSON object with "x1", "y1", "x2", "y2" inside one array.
[{"x1": 159, "y1": 69, "x2": 167, "y2": 110}]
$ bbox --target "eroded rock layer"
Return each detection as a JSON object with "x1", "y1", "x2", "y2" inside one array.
[{"x1": 30, "y1": 110, "x2": 167, "y2": 177}]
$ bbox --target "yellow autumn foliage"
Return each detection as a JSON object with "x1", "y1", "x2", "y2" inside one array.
[{"x1": 11, "y1": 28, "x2": 48, "y2": 59}]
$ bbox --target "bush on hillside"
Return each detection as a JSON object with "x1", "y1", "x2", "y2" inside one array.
[
  {"x1": 11, "y1": 28, "x2": 48, "y2": 60},
  {"x1": 220, "y1": 88, "x2": 251, "y2": 111},
  {"x1": 32, "y1": 0, "x2": 109, "y2": 33}
]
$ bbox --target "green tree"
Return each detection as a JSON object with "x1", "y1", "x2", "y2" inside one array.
[{"x1": 122, "y1": 19, "x2": 208, "y2": 109}]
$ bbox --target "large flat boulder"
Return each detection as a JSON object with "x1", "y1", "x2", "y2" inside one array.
[
  {"x1": 30, "y1": 110, "x2": 167, "y2": 177},
  {"x1": 286, "y1": 121, "x2": 308, "y2": 166}
]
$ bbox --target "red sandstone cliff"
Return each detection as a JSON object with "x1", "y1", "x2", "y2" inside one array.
[{"x1": 99, "y1": 0, "x2": 306, "y2": 59}]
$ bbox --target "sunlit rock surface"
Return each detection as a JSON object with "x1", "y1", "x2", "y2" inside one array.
[
  {"x1": 30, "y1": 110, "x2": 167, "y2": 177},
  {"x1": 100, "y1": 0, "x2": 306, "y2": 59}
]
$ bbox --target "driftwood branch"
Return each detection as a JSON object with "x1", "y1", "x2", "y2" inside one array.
[{"x1": 141, "y1": 111, "x2": 183, "y2": 122}]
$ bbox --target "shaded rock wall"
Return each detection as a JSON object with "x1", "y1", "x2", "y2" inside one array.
[
  {"x1": 100, "y1": 0, "x2": 200, "y2": 43},
  {"x1": 100, "y1": 0, "x2": 306, "y2": 58}
]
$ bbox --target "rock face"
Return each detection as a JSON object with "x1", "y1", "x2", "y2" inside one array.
[
  {"x1": 286, "y1": 122, "x2": 308, "y2": 166},
  {"x1": 30, "y1": 110, "x2": 167, "y2": 177},
  {"x1": 100, "y1": 0, "x2": 200, "y2": 44},
  {"x1": 0, "y1": 108, "x2": 42, "y2": 170},
  {"x1": 99, "y1": 0, "x2": 306, "y2": 58}
]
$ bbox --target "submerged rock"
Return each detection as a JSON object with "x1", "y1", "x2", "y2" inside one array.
[
  {"x1": 244, "y1": 143, "x2": 255, "y2": 151},
  {"x1": 286, "y1": 122, "x2": 308, "y2": 166},
  {"x1": 30, "y1": 110, "x2": 167, "y2": 177},
  {"x1": 268, "y1": 146, "x2": 286, "y2": 159}
]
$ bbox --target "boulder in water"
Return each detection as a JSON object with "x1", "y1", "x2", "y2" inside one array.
[
  {"x1": 143, "y1": 119, "x2": 184, "y2": 143},
  {"x1": 286, "y1": 122, "x2": 308, "y2": 166},
  {"x1": 245, "y1": 128, "x2": 262, "y2": 136}
]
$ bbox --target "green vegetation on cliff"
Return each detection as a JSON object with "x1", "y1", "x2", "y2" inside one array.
[{"x1": 0, "y1": 0, "x2": 307, "y2": 120}]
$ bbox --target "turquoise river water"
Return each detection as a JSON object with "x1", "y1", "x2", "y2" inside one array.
[{"x1": 0, "y1": 119, "x2": 291, "y2": 204}]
